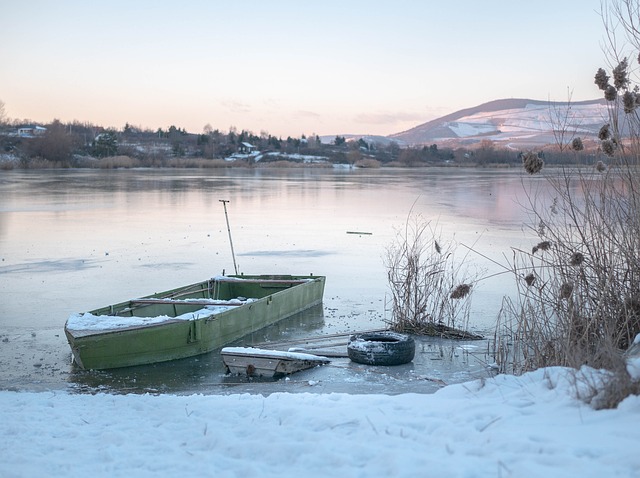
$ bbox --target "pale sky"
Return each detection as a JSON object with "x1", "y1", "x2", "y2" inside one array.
[{"x1": 1, "y1": 0, "x2": 607, "y2": 138}]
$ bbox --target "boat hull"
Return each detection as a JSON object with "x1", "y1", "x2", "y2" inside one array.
[
  {"x1": 221, "y1": 347, "x2": 330, "y2": 378},
  {"x1": 65, "y1": 274, "x2": 325, "y2": 370}
]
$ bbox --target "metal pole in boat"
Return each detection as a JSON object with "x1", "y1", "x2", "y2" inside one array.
[{"x1": 219, "y1": 199, "x2": 238, "y2": 275}]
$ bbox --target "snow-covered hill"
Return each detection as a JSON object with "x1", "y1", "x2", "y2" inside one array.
[{"x1": 389, "y1": 98, "x2": 608, "y2": 148}]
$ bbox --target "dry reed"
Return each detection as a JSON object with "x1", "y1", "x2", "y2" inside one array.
[
  {"x1": 494, "y1": 164, "x2": 640, "y2": 380},
  {"x1": 384, "y1": 213, "x2": 482, "y2": 339}
]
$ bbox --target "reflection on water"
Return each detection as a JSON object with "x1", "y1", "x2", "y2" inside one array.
[
  {"x1": 0, "y1": 167, "x2": 546, "y2": 394},
  {"x1": 241, "y1": 249, "x2": 332, "y2": 257},
  {"x1": 0, "y1": 258, "x2": 103, "y2": 274}
]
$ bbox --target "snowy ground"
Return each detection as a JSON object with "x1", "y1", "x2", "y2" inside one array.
[{"x1": 1, "y1": 366, "x2": 638, "y2": 478}]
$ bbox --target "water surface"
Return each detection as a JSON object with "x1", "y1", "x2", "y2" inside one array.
[{"x1": 0, "y1": 167, "x2": 546, "y2": 394}]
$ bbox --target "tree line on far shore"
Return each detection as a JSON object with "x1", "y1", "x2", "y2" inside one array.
[{"x1": 0, "y1": 111, "x2": 601, "y2": 169}]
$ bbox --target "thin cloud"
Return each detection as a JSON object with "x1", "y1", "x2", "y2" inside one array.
[
  {"x1": 220, "y1": 100, "x2": 251, "y2": 113},
  {"x1": 354, "y1": 111, "x2": 426, "y2": 125},
  {"x1": 294, "y1": 110, "x2": 321, "y2": 119},
  {"x1": 262, "y1": 98, "x2": 281, "y2": 108}
]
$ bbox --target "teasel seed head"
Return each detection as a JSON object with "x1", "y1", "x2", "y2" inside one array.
[
  {"x1": 605, "y1": 85, "x2": 618, "y2": 101},
  {"x1": 522, "y1": 151, "x2": 544, "y2": 174},
  {"x1": 559, "y1": 282, "x2": 574, "y2": 299},
  {"x1": 450, "y1": 284, "x2": 471, "y2": 299},
  {"x1": 613, "y1": 58, "x2": 630, "y2": 90},
  {"x1": 598, "y1": 124, "x2": 610, "y2": 141},
  {"x1": 594, "y1": 67, "x2": 610, "y2": 90},
  {"x1": 601, "y1": 139, "x2": 617, "y2": 157},
  {"x1": 569, "y1": 252, "x2": 584, "y2": 266},
  {"x1": 571, "y1": 137, "x2": 584, "y2": 151}
]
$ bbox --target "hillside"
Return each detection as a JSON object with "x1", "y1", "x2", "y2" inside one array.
[{"x1": 389, "y1": 98, "x2": 608, "y2": 148}]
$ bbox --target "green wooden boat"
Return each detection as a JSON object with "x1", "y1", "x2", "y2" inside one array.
[{"x1": 64, "y1": 274, "x2": 325, "y2": 370}]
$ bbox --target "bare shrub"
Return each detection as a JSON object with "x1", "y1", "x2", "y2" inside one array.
[
  {"x1": 355, "y1": 158, "x2": 381, "y2": 168},
  {"x1": 384, "y1": 213, "x2": 481, "y2": 339},
  {"x1": 0, "y1": 160, "x2": 15, "y2": 170},
  {"x1": 495, "y1": 164, "x2": 640, "y2": 376}
]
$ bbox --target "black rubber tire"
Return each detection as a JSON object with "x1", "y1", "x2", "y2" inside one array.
[{"x1": 347, "y1": 331, "x2": 415, "y2": 366}]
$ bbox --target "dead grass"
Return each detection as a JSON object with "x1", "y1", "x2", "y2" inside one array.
[
  {"x1": 82, "y1": 156, "x2": 235, "y2": 169},
  {"x1": 257, "y1": 160, "x2": 331, "y2": 168},
  {"x1": 24, "y1": 158, "x2": 68, "y2": 169},
  {"x1": 168, "y1": 158, "x2": 230, "y2": 168},
  {"x1": 97, "y1": 156, "x2": 141, "y2": 169},
  {"x1": 354, "y1": 158, "x2": 381, "y2": 168},
  {"x1": 588, "y1": 372, "x2": 640, "y2": 409}
]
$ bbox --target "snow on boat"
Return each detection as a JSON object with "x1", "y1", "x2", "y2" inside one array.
[
  {"x1": 221, "y1": 347, "x2": 330, "y2": 378},
  {"x1": 64, "y1": 274, "x2": 325, "y2": 370}
]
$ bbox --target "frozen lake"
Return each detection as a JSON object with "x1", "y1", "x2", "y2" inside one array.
[{"x1": 0, "y1": 167, "x2": 547, "y2": 394}]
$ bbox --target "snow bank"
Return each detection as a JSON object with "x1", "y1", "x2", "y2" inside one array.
[{"x1": 1, "y1": 367, "x2": 638, "y2": 477}]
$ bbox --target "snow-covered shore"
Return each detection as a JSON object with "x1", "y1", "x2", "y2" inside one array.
[{"x1": 1, "y1": 367, "x2": 638, "y2": 478}]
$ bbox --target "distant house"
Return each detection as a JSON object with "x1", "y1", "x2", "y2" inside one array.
[
  {"x1": 238, "y1": 142, "x2": 256, "y2": 153},
  {"x1": 17, "y1": 126, "x2": 46, "y2": 138}
]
